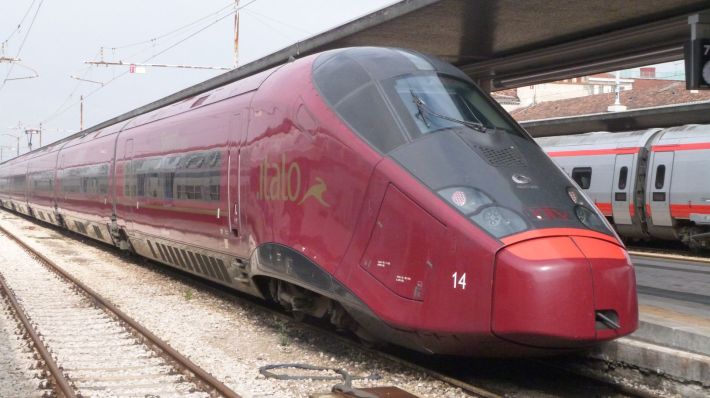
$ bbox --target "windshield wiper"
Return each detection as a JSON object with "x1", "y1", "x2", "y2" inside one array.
[
  {"x1": 410, "y1": 91, "x2": 486, "y2": 133},
  {"x1": 411, "y1": 90, "x2": 432, "y2": 128}
]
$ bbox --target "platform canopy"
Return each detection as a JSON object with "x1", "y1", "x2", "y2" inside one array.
[{"x1": 297, "y1": 0, "x2": 710, "y2": 90}]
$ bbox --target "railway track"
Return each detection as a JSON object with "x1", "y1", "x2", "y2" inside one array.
[
  {"x1": 0, "y1": 225, "x2": 241, "y2": 398},
  {"x1": 161, "y1": 270, "x2": 654, "y2": 398},
  {"x1": 0, "y1": 210, "x2": 657, "y2": 398}
]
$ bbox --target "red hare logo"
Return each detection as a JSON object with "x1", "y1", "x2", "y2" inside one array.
[{"x1": 257, "y1": 154, "x2": 331, "y2": 207}]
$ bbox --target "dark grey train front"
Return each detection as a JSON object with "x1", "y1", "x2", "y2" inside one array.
[{"x1": 313, "y1": 47, "x2": 614, "y2": 240}]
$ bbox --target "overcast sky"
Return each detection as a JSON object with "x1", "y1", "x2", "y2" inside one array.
[{"x1": 0, "y1": 0, "x2": 397, "y2": 157}]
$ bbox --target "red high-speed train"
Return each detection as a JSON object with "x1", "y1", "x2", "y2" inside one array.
[{"x1": 0, "y1": 47, "x2": 638, "y2": 356}]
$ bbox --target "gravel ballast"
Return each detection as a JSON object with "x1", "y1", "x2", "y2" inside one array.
[
  {"x1": 0, "y1": 229, "x2": 209, "y2": 397},
  {"x1": 0, "y1": 211, "x2": 466, "y2": 397},
  {"x1": 0, "y1": 287, "x2": 48, "y2": 398}
]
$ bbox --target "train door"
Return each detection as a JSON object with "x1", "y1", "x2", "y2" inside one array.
[
  {"x1": 612, "y1": 154, "x2": 633, "y2": 224},
  {"x1": 124, "y1": 138, "x2": 135, "y2": 230},
  {"x1": 227, "y1": 113, "x2": 247, "y2": 256},
  {"x1": 227, "y1": 148, "x2": 240, "y2": 237},
  {"x1": 649, "y1": 151, "x2": 674, "y2": 226}
]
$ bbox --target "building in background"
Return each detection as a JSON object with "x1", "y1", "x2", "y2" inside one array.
[
  {"x1": 509, "y1": 78, "x2": 710, "y2": 121},
  {"x1": 490, "y1": 64, "x2": 710, "y2": 121}
]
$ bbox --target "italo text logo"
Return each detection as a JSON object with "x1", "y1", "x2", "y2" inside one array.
[{"x1": 256, "y1": 154, "x2": 330, "y2": 207}]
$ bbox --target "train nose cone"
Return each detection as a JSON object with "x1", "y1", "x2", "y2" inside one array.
[{"x1": 492, "y1": 235, "x2": 638, "y2": 348}]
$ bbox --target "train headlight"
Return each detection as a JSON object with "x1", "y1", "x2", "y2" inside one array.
[
  {"x1": 437, "y1": 187, "x2": 493, "y2": 215},
  {"x1": 470, "y1": 206, "x2": 528, "y2": 238},
  {"x1": 574, "y1": 205, "x2": 606, "y2": 231}
]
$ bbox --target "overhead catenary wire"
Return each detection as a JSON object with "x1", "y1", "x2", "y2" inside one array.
[
  {"x1": 104, "y1": 1, "x2": 246, "y2": 65},
  {"x1": 1, "y1": 0, "x2": 39, "y2": 49},
  {"x1": 42, "y1": 3, "x2": 242, "y2": 125},
  {"x1": 41, "y1": 51, "x2": 102, "y2": 125},
  {"x1": 0, "y1": 0, "x2": 44, "y2": 92},
  {"x1": 108, "y1": 1, "x2": 238, "y2": 51},
  {"x1": 40, "y1": 0, "x2": 259, "y2": 126},
  {"x1": 241, "y1": 8, "x2": 313, "y2": 35},
  {"x1": 241, "y1": 9, "x2": 311, "y2": 42}
]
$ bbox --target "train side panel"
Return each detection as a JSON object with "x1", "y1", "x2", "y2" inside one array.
[
  {"x1": 113, "y1": 94, "x2": 262, "y2": 296},
  {"x1": 26, "y1": 148, "x2": 63, "y2": 227},
  {"x1": 538, "y1": 129, "x2": 661, "y2": 240},
  {"x1": 56, "y1": 133, "x2": 117, "y2": 245},
  {"x1": 647, "y1": 125, "x2": 710, "y2": 247},
  {"x1": 243, "y1": 59, "x2": 380, "y2": 277},
  {"x1": 5, "y1": 159, "x2": 30, "y2": 215}
]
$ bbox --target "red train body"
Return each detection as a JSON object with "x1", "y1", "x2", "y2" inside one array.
[{"x1": 0, "y1": 48, "x2": 638, "y2": 356}]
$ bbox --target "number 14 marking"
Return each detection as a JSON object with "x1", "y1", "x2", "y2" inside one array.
[{"x1": 451, "y1": 272, "x2": 467, "y2": 289}]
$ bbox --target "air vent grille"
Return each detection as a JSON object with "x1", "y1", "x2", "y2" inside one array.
[
  {"x1": 147, "y1": 240, "x2": 158, "y2": 258},
  {"x1": 474, "y1": 145, "x2": 527, "y2": 167},
  {"x1": 149, "y1": 240, "x2": 229, "y2": 283},
  {"x1": 92, "y1": 225, "x2": 104, "y2": 240},
  {"x1": 74, "y1": 221, "x2": 88, "y2": 235}
]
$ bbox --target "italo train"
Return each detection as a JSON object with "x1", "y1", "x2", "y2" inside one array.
[
  {"x1": 538, "y1": 124, "x2": 710, "y2": 251},
  {"x1": 0, "y1": 47, "x2": 638, "y2": 356}
]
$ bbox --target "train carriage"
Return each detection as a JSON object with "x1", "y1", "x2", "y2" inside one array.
[
  {"x1": 537, "y1": 129, "x2": 661, "y2": 240},
  {"x1": 54, "y1": 130, "x2": 117, "y2": 245},
  {"x1": 0, "y1": 47, "x2": 639, "y2": 356},
  {"x1": 539, "y1": 124, "x2": 710, "y2": 250},
  {"x1": 646, "y1": 124, "x2": 710, "y2": 246}
]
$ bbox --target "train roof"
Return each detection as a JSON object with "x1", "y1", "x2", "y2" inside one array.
[
  {"x1": 654, "y1": 124, "x2": 710, "y2": 145},
  {"x1": 536, "y1": 128, "x2": 662, "y2": 151}
]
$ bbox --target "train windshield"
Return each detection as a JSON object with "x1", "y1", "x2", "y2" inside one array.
[
  {"x1": 313, "y1": 49, "x2": 526, "y2": 154},
  {"x1": 383, "y1": 74, "x2": 520, "y2": 138},
  {"x1": 312, "y1": 49, "x2": 613, "y2": 240}
]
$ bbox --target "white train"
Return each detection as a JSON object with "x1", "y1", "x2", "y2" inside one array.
[{"x1": 537, "y1": 124, "x2": 710, "y2": 250}]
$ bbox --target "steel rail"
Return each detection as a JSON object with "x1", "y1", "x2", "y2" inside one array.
[
  {"x1": 0, "y1": 224, "x2": 242, "y2": 398},
  {"x1": 4, "y1": 215, "x2": 503, "y2": 398},
  {"x1": 207, "y1": 293, "x2": 505, "y2": 398},
  {"x1": 160, "y1": 265, "x2": 642, "y2": 398},
  {"x1": 0, "y1": 272, "x2": 77, "y2": 398},
  {"x1": 0, "y1": 209, "x2": 646, "y2": 398}
]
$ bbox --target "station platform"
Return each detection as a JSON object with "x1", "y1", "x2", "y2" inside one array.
[{"x1": 586, "y1": 256, "x2": 710, "y2": 397}]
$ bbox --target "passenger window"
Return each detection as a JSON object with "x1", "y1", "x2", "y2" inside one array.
[
  {"x1": 618, "y1": 166, "x2": 628, "y2": 190},
  {"x1": 655, "y1": 165, "x2": 666, "y2": 189},
  {"x1": 572, "y1": 167, "x2": 592, "y2": 189}
]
